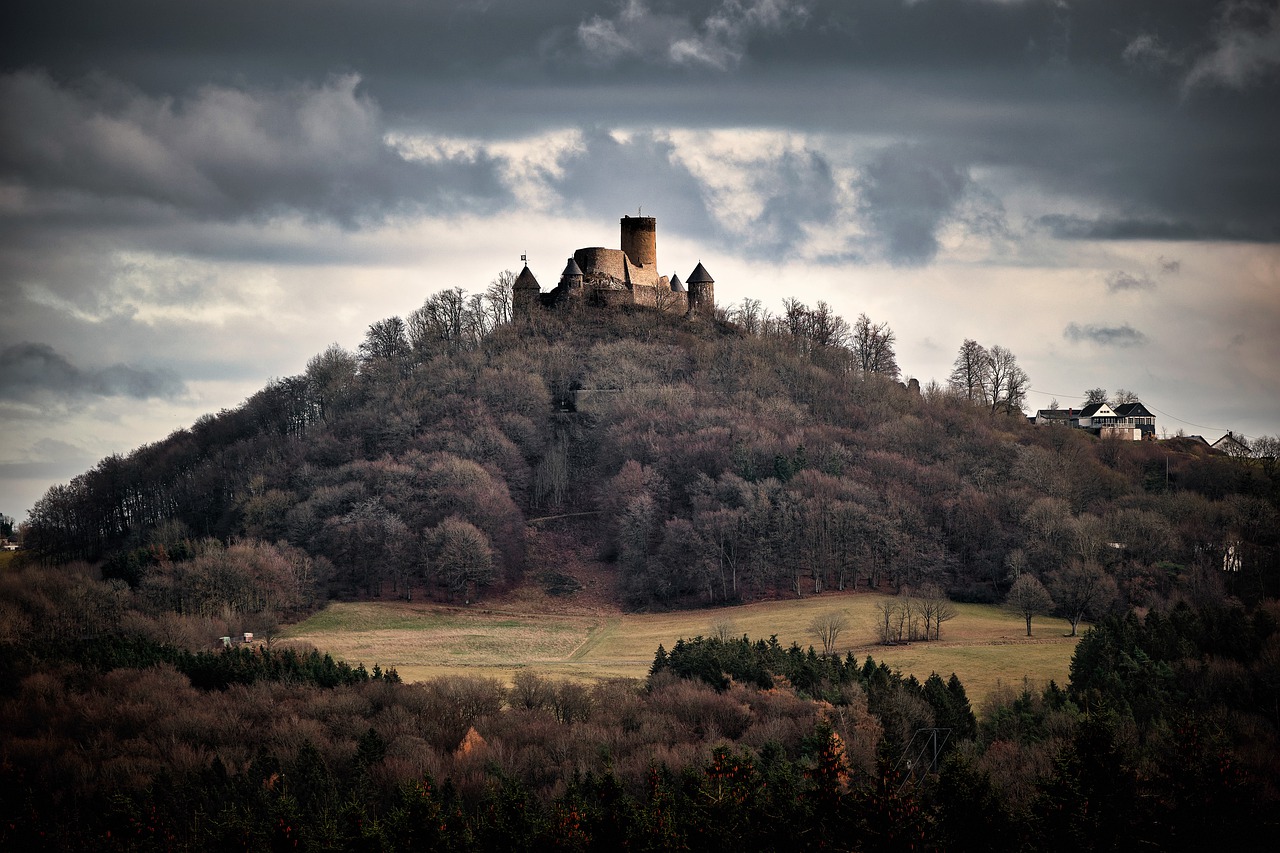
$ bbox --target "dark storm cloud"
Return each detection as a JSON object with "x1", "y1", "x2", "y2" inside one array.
[
  {"x1": 1183, "y1": 1, "x2": 1280, "y2": 93},
  {"x1": 1063, "y1": 322, "x2": 1149, "y2": 348},
  {"x1": 0, "y1": 343, "x2": 186, "y2": 401},
  {"x1": 1105, "y1": 271, "x2": 1155, "y2": 293},
  {"x1": 548, "y1": 128, "x2": 717, "y2": 242},
  {"x1": 575, "y1": 0, "x2": 809, "y2": 71},
  {"x1": 752, "y1": 149, "x2": 839, "y2": 256},
  {"x1": 857, "y1": 144, "x2": 969, "y2": 266},
  {"x1": 546, "y1": 130, "x2": 840, "y2": 259},
  {"x1": 1035, "y1": 213, "x2": 1278, "y2": 243},
  {"x1": 0, "y1": 71, "x2": 510, "y2": 226},
  {"x1": 1, "y1": 0, "x2": 1278, "y2": 245}
]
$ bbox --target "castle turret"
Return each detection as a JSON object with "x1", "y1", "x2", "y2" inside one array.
[
  {"x1": 686, "y1": 261, "x2": 714, "y2": 316},
  {"x1": 512, "y1": 264, "x2": 541, "y2": 316},
  {"x1": 620, "y1": 215, "x2": 657, "y2": 269},
  {"x1": 560, "y1": 257, "x2": 585, "y2": 301},
  {"x1": 669, "y1": 273, "x2": 684, "y2": 292}
]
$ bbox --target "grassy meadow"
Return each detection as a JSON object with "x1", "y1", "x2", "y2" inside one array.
[{"x1": 284, "y1": 591, "x2": 1080, "y2": 709}]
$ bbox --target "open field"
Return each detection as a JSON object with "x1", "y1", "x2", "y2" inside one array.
[{"x1": 284, "y1": 591, "x2": 1080, "y2": 708}]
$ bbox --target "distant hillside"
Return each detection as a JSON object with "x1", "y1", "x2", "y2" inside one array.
[{"x1": 21, "y1": 290, "x2": 1279, "y2": 624}]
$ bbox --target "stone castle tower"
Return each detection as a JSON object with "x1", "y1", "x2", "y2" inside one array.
[{"x1": 513, "y1": 215, "x2": 714, "y2": 318}]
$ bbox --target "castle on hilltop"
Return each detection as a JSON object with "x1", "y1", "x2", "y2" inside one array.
[{"x1": 513, "y1": 215, "x2": 715, "y2": 318}]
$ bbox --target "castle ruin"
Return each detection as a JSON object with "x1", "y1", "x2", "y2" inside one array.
[{"x1": 513, "y1": 215, "x2": 715, "y2": 318}]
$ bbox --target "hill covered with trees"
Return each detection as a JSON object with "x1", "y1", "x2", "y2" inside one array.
[
  {"x1": 5, "y1": 285, "x2": 1280, "y2": 848},
  {"x1": 20, "y1": 283, "x2": 1279, "y2": 625}
]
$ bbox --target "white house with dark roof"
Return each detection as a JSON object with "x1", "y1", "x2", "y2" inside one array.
[
  {"x1": 1212, "y1": 432, "x2": 1251, "y2": 457},
  {"x1": 1032, "y1": 400, "x2": 1157, "y2": 440}
]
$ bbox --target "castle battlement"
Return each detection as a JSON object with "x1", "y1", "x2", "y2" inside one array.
[{"x1": 513, "y1": 215, "x2": 714, "y2": 318}]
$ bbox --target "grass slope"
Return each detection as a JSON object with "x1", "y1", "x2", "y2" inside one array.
[{"x1": 284, "y1": 591, "x2": 1079, "y2": 708}]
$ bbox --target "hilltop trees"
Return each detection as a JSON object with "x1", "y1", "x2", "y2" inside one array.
[
  {"x1": 947, "y1": 339, "x2": 1029, "y2": 415},
  {"x1": 948, "y1": 339, "x2": 988, "y2": 403},
  {"x1": 851, "y1": 312, "x2": 900, "y2": 379},
  {"x1": 985, "y1": 345, "x2": 1029, "y2": 415}
]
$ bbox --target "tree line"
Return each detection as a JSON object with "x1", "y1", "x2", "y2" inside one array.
[
  {"x1": 19, "y1": 280, "x2": 1280, "y2": 625},
  {"x1": 0, "y1": 572, "x2": 1274, "y2": 849}
]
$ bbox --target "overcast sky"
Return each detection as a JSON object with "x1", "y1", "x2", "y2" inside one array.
[{"x1": 2, "y1": 0, "x2": 1279, "y2": 521}]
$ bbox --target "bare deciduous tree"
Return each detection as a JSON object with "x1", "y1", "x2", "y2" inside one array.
[
  {"x1": 986, "y1": 345, "x2": 1029, "y2": 415},
  {"x1": 875, "y1": 598, "x2": 899, "y2": 645},
  {"x1": 917, "y1": 582, "x2": 956, "y2": 640},
  {"x1": 358, "y1": 316, "x2": 410, "y2": 363},
  {"x1": 1113, "y1": 388, "x2": 1140, "y2": 404},
  {"x1": 851, "y1": 313, "x2": 900, "y2": 380},
  {"x1": 729, "y1": 297, "x2": 764, "y2": 335},
  {"x1": 710, "y1": 618, "x2": 739, "y2": 643},
  {"x1": 1048, "y1": 560, "x2": 1118, "y2": 636},
  {"x1": 948, "y1": 339, "x2": 990, "y2": 403},
  {"x1": 1004, "y1": 573, "x2": 1054, "y2": 637},
  {"x1": 810, "y1": 611, "x2": 850, "y2": 656},
  {"x1": 1251, "y1": 435, "x2": 1280, "y2": 477},
  {"x1": 485, "y1": 270, "x2": 515, "y2": 328}
]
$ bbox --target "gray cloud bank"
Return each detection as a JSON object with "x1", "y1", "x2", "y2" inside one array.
[
  {"x1": 0, "y1": 343, "x2": 185, "y2": 401},
  {"x1": 1105, "y1": 271, "x2": 1156, "y2": 293},
  {"x1": 858, "y1": 145, "x2": 971, "y2": 266},
  {"x1": 1063, "y1": 323, "x2": 1150, "y2": 348},
  {"x1": 0, "y1": 71, "x2": 509, "y2": 227},
  {"x1": 3, "y1": 1, "x2": 1278, "y2": 245}
]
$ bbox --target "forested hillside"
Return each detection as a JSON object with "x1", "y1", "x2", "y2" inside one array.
[
  {"x1": 21, "y1": 285, "x2": 1280, "y2": 626},
  {"x1": 7, "y1": 288, "x2": 1280, "y2": 849}
]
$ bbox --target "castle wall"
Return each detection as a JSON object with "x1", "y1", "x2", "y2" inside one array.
[
  {"x1": 574, "y1": 247, "x2": 627, "y2": 283},
  {"x1": 629, "y1": 284, "x2": 688, "y2": 313},
  {"x1": 622, "y1": 256, "x2": 660, "y2": 288},
  {"x1": 596, "y1": 288, "x2": 634, "y2": 308}
]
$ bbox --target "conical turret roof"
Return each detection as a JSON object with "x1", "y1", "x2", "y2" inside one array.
[
  {"x1": 670, "y1": 273, "x2": 685, "y2": 292},
  {"x1": 562, "y1": 257, "x2": 584, "y2": 277},
  {"x1": 513, "y1": 264, "x2": 540, "y2": 290},
  {"x1": 687, "y1": 262, "x2": 714, "y2": 284}
]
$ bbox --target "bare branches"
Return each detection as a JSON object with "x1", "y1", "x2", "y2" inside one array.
[
  {"x1": 1004, "y1": 574, "x2": 1054, "y2": 637},
  {"x1": 809, "y1": 610, "x2": 850, "y2": 656},
  {"x1": 851, "y1": 313, "x2": 900, "y2": 380},
  {"x1": 948, "y1": 339, "x2": 989, "y2": 404}
]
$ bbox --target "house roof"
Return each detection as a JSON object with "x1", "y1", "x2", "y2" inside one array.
[
  {"x1": 1212, "y1": 433, "x2": 1250, "y2": 452},
  {"x1": 1077, "y1": 402, "x2": 1116, "y2": 418},
  {"x1": 687, "y1": 262, "x2": 714, "y2": 284},
  {"x1": 1112, "y1": 402, "x2": 1153, "y2": 418},
  {"x1": 513, "y1": 264, "x2": 540, "y2": 291},
  {"x1": 1036, "y1": 409, "x2": 1074, "y2": 419}
]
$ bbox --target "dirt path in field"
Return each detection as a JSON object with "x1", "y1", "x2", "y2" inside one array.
[{"x1": 567, "y1": 617, "x2": 620, "y2": 661}]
